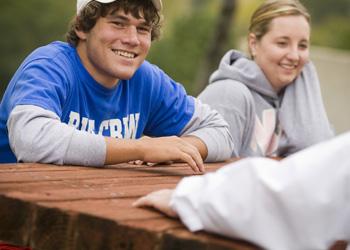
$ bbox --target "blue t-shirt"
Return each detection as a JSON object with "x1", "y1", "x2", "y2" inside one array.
[{"x1": 0, "y1": 41, "x2": 194, "y2": 163}]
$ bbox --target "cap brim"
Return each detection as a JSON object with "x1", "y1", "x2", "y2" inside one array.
[
  {"x1": 78, "y1": 0, "x2": 162, "y2": 15},
  {"x1": 97, "y1": 0, "x2": 161, "y2": 10},
  {"x1": 95, "y1": 0, "x2": 117, "y2": 3}
]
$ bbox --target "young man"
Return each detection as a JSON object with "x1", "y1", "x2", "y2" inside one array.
[{"x1": 0, "y1": 0, "x2": 233, "y2": 172}]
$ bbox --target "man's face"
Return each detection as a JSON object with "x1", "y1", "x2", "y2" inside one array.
[{"x1": 76, "y1": 9, "x2": 152, "y2": 88}]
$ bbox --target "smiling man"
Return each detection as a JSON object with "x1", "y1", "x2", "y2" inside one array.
[{"x1": 0, "y1": 0, "x2": 234, "y2": 171}]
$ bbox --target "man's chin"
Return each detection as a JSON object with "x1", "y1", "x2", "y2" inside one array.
[{"x1": 116, "y1": 71, "x2": 136, "y2": 80}]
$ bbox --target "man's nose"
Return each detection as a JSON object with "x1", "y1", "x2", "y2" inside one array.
[{"x1": 121, "y1": 26, "x2": 140, "y2": 46}]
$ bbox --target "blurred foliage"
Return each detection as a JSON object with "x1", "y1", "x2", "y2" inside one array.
[
  {"x1": 311, "y1": 16, "x2": 350, "y2": 50},
  {"x1": 148, "y1": 0, "x2": 221, "y2": 94},
  {"x1": 303, "y1": 0, "x2": 350, "y2": 24},
  {"x1": 0, "y1": 0, "x2": 74, "y2": 97},
  {"x1": 0, "y1": 0, "x2": 349, "y2": 98},
  {"x1": 303, "y1": 0, "x2": 350, "y2": 50}
]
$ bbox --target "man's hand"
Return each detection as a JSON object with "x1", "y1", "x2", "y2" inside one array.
[
  {"x1": 105, "y1": 136, "x2": 206, "y2": 173},
  {"x1": 133, "y1": 189, "x2": 178, "y2": 218},
  {"x1": 136, "y1": 136, "x2": 205, "y2": 173}
]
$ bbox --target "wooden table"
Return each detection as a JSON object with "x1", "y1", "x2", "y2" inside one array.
[{"x1": 0, "y1": 161, "x2": 260, "y2": 250}]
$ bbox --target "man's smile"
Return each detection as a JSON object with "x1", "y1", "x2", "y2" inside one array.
[{"x1": 111, "y1": 49, "x2": 137, "y2": 59}]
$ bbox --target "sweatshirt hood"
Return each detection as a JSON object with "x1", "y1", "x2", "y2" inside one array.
[{"x1": 209, "y1": 50, "x2": 278, "y2": 99}]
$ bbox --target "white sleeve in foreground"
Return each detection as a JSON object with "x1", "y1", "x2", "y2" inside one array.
[
  {"x1": 8, "y1": 105, "x2": 106, "y2": 166},
  {"x1": 170, "y1": 132, "x2": 350, "y2": 250}
]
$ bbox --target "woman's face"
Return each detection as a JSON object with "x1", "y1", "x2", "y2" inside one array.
[{"x1": 249, "y1": 15, "x2": 310, "y2": 92}]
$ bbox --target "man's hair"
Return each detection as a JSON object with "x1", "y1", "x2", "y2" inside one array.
[{"x1": 66, "y1": 0, "x2": 162, "y2": 47}]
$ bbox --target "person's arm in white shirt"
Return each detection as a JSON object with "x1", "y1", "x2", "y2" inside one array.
[{"x1": 134, "y1": 132, "x2": 350, "y2": 250}]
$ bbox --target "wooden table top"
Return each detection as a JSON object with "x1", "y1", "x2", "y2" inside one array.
[{"x1": 0, "y1": 161, "x2": 259, "y2": 250}]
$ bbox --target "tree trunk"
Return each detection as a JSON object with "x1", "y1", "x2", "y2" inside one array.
[{"x1": 194, "y1": 0, "x2": 237, "y2": 95}]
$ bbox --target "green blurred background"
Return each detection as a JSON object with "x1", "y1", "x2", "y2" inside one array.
[{"x1": 1, "y1": 0, "x2": 350, "y2": 132}]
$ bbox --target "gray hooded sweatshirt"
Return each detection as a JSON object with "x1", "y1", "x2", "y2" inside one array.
[{"x1": 199, "y1": 50, "x2": 334, "y2": 157}]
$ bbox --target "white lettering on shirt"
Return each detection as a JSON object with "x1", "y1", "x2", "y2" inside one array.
[
  {"x1": 109, "y1": 119, "x2": 123, "y2": 138},
  {"x1": 67, "y1": 111, "x2": 140, "y2": 139},
  {"x1": 123, "y1": 113, "x2": 140, "y2": 139},
  {"x1": 68, "y1": 111, "x2": 80, "y2": 128}
]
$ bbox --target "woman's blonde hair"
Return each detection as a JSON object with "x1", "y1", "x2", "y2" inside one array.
[{"x1": 249, "y1": 0, "x2": 310, "y2": 41}]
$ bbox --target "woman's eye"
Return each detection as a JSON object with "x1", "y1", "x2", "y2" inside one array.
[
  {"x1": 299, "y1": 43, "x2": 308, "y2": 50},
  {"x1": 277, "y1": 41, "x2": 287, "y2": 47}
]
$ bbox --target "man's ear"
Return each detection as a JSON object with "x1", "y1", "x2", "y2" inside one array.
[
  {"x1": 75, "y1": 28, "x2": 87, "y2": 41},
  {"x1": 248, "y1": 33, "x2": 257, "y2": 58}
]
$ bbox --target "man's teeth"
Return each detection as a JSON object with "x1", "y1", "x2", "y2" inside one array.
[{"x1": 113, "y1": 49, "x2": 136, "y2": 58}]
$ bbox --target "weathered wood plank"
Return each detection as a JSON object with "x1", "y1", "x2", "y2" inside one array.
[{"x1": 0, "y1": 161, "x2": 257, "y2": 250}]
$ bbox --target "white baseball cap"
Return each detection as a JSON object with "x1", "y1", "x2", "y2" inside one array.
[{"x1": 77, "y1": 0, "x2": 162, "y2": 15}]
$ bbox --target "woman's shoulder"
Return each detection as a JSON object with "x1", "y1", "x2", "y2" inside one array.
[
  {"x1": 199, "y1": 79, "x2": 255, "y2": 109},
  {"x1": 206, "y1": 79, "x2": 253, "y2": 99}
]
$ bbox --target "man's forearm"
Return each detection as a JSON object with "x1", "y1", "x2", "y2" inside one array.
[
  {"x1": 8, "y1": 105, "x2": 106, "y2": 166},
  {"x1": 104, "y1": 137, "x2": 141, "y2": 164}
]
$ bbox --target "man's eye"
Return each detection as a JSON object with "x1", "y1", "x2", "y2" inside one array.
[
  {"x1": 112, "y1": 22, "x2": 125, "y2": 27},
  {"x1": 138, "y1": 27, "x2": 151, "y2": 33}
]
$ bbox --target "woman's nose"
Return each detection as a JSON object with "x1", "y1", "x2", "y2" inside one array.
[{"x1": 286, "y1": 47, "x2": 300, "y2": 60}]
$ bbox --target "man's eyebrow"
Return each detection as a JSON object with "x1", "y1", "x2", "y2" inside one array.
[
  {"x1": 139, "y1": 21, "x2": 152, "y2": 28},
  {"x1": 108, "y1": 14, "x2": 150, "y2": 26},
  {"x1": 108, "y1": 15, "x2": 129, "y2": 21}
]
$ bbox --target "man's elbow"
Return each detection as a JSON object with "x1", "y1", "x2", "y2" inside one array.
[{"x1": 10, "y1": 133, "x2": 64, "y2": 165}]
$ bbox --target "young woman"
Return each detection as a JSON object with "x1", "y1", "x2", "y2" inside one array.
[{"x1": 199, "y1": 0, "x2": 334, "y2": 157}]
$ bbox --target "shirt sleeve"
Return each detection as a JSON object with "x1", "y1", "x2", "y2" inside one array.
[
  {"x1": 8, "y1": 105, "x2": 106, "y2": 166},
  {"x1": 143, "y1": 66, "x2": 195, "y2": 137},
  {"x1": 142, "y1": 64, "x2": 234, "y2": 162},
  {"x1": 198, "y1": 80, "x2": 257, "y2": 157},
  {"x1": 180, "y1": 98, "x2": 234, "y2": 162},
  {"x1": 170, "y1": 132, "x2": 350, "y2": 250},
  {"x1": 9, "y1": 57, "x2": 69, "y2": 116}
]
